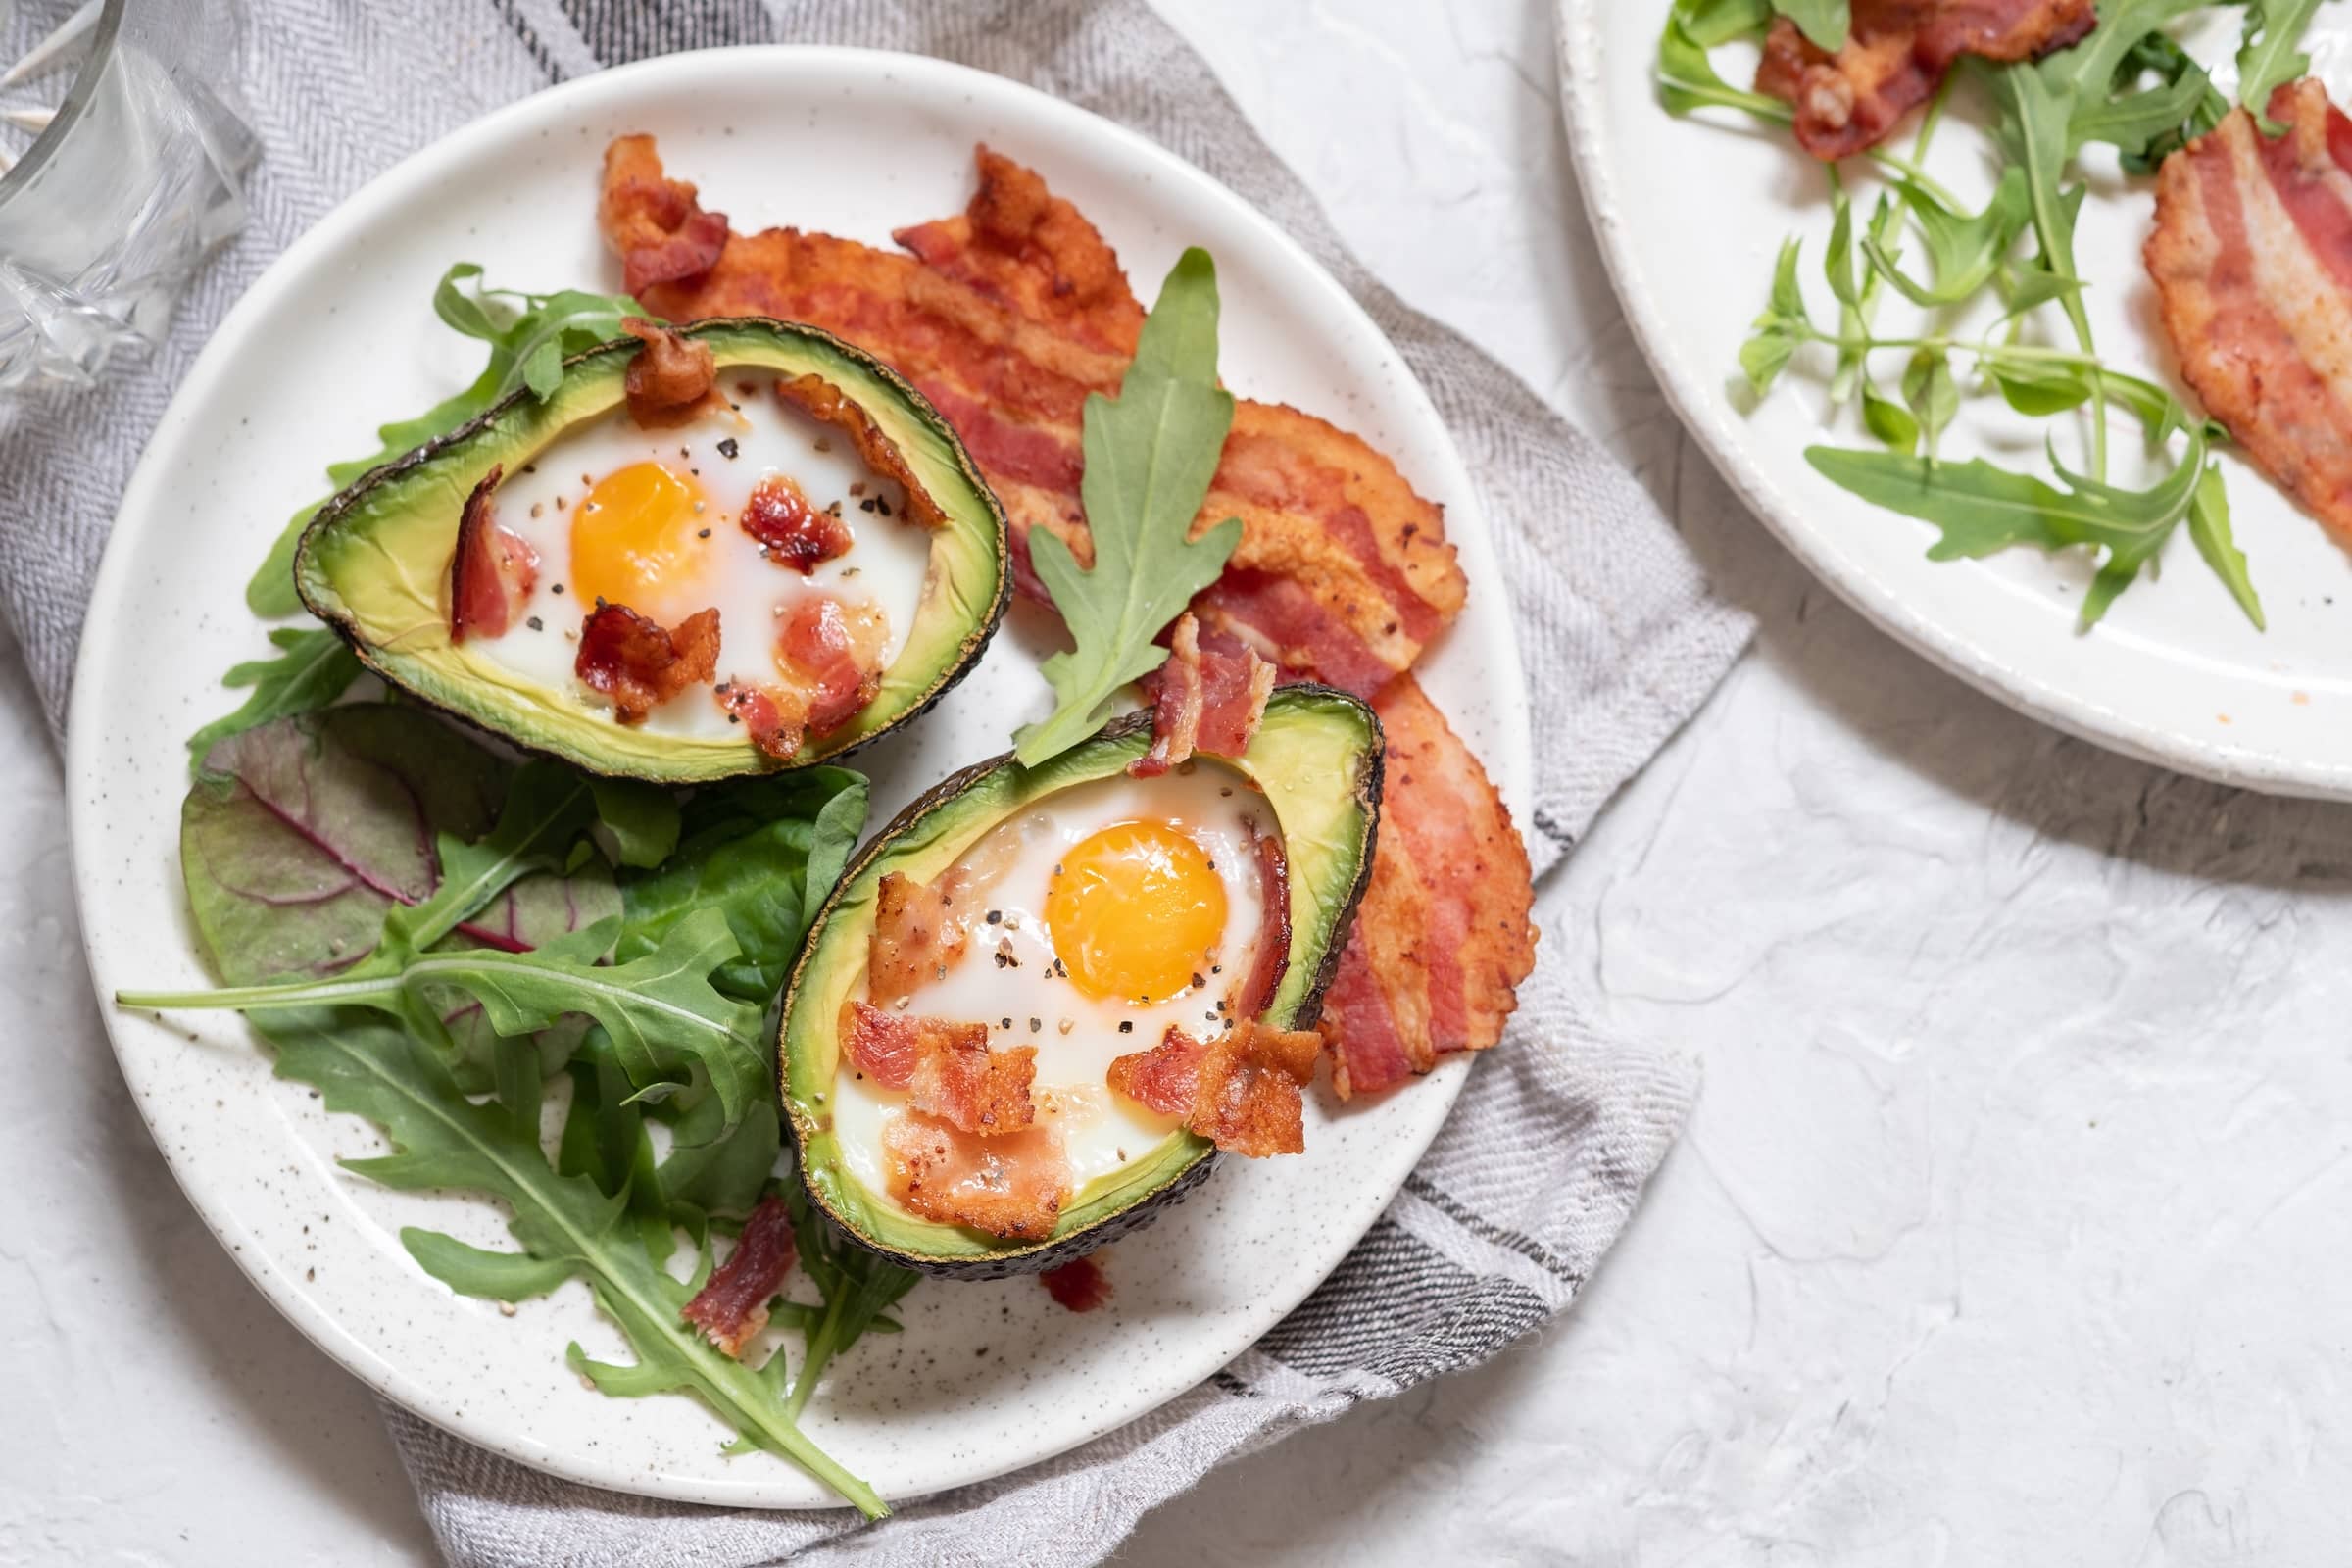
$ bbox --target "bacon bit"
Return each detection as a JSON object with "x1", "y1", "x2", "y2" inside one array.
[
  {"x1": 1133, "y1": 612, "x2": 1275, "y2": 777},
  {"x1": 2149, "y1": 79, "x2": 2352, "y2": 544},
  {"x1": 620, "y1": 317, "x2": 718, "y2": 428},
  {"x1": 841, "y1": 1000, "x2": 1036, "y2": 1135},
  {"x1": 1040, "y1": 1254, "x2": 1112, "y2": 1313},
  {"x1": 741, "y1": 472, "x2": 853, "y2": 571},
  {"x1": 600, "y1": 136, "x2": 731, "y2": 295},
  {"x1": 772, "y1": 373, "x2": 952, "y2": 531},
  {"x1": 776, "y1": 595, "x2": 888, "y2": 735},
  {"x1": 1131, "y1": 613, "x2": 1205, "y2": 778},
  {"x1": 1105, "y1": 1025, "x2": 1207, "y2": 1118},
  {"x1": 449, "y1": 465, "x2": 538, "y2": 643},
  {"x1": 867, "y1": 827, "x2": 1024, "y2": 1003},
  {"x1": 575, "y1": 603, "x2": 721, "y2": 723},
  {"x1": 1233, "y1": 821, "x2": 1292, "y2": 1019},
  {"x1": 1321, "y1": 675, "x2": 1537, "y2": 1099},
  {"x1": 1107, "y1": 1021, "x2": 1319, "y2": 1158},
  {"x1": 714, "y1": 679, "x2": 808, "y2": 761},
  {"x1": 883, "y1": 1110, "x2": 1069, "y2": 1240},
  {"x1": 1756, "y1": 0, "x2": 2095, "y2": 161},
  {"x1": 679, "y1": 1196, "x2": 794, "y2": 1358}
]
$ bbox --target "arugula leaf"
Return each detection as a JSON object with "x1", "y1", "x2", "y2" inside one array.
[
  {"x1": 1656, "y1": 12, "x2": 1800, "y2": 120},
  {"x1": 184, "y1": 628, "x2": 363, "y2": 776},
  {"x1": 1864, "y1": 170, "x2": 2031, "y2": 308},
  {"x1": 1012, "y1": 249, "x2": 1244, "y2": 765},
  {"x1": 586, "y1": 777, "x2": 682, "y2": 870},
  {"x1": 1772, "y1": 0, "x2": 1848, "y2": 52},
  {"x1": 2238, "y1": 0, "x2": 2328, "y2": 134},
  {"x1": 244, "y1": 265, "x2": 645, "y2": 618},
  {"x1": 1807, "y1": 421, "x2": 2210, "y2": 628},
  {"x1": 2187, "y1": 462, "x2": 2267, "y2": 629},
  {"x1": 259, "y1": 1006, "x2": 884, "y2": 1516},
  {"x1": 1900, "y1": 349, "x2": 1959, "y2": 459},
  {"x1": 1676, "y1": 0, "x2": 1773, "y2": 46},
  {"x1": 778, "y1": 1178, "x2": 920, "y2": 1422}
]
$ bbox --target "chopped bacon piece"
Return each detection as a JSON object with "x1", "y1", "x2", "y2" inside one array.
[
  {"x1": 867, "y1": 826, "x2": 1023, "y2": 1004},
  {"x1": 741, "y1": 473, "x2": 854, "y2": 571},
  {"x1": 772, "y1": 373, "x2": 952, "y2": 531},
  {"x1": 620, "y1": 316, "x2": 717, "y2": 427},
  {"x1": 1040, "y1": 1255, "x2": 1113, "y2": 1312},
  {"x1": 714, "y1": 679, "x2": 808, "y2": 762},
  {"x1": 1233, "y1": 819, "x2": 1293, "y2": 1019},
  {"x1": 1107, "y1": 1021, "x2": 1320, "y2": 1158},
  {"x1": 575, "y1": 603, "x2": 720, "y2": 723},
  {"x1": 1130, "y1": 612, "x2": 1274, "y2": 777},
  {"x1": 449, "y1": 465, "x2": 538, "y2": 643},
  {"x1": 680, "y1": 1195, "x2": 794, "y2": 1358},
  {"x1": 776, "y1": 595, "x2": 887, "y2": 735},
  {"x1": 1105, "y1": 1025, "x2": 1207, "y2": 1118},
  {"x1": 601, "y1": 136, "x2": 730, "y2": 296},
  {"x1": 1321, "y1": 676, "x2": 1538, "y2": 1099},
  {"x1": 884, "y1": 1110, "x2": 1069, "y2": 1240},
  {"x1": 1756, "y1": 0, "x2": 2096, "y2": 161},
  {"x1": 840, "y1": 1000, "x2": 1036, "y2": 1136},
  {"x1": 2148, "y1": 80, "x2": 2352, "y2": 544},
  {"x1": 895, "y1": 145, "x2": 1146, "y2": 356},
  {"x1": 595, "y1": 138, "x2": 1464, "y2": 688}
]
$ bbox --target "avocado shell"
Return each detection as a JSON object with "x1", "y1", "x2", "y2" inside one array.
[
  {"x1": 293, "y1": 317, "x2": 1012, "y2": 783},
  {"x1": 779, "y1": 689, "x2": 1387, "y2": 1279}
]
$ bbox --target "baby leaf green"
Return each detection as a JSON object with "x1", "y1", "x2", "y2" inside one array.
[
  {"x1": 1772, "y1": 0, "x2": 1849, "y2": 51},
  {"x1": 183, "y1": 626, "x2": 363, "y2": 776},
  {"x1": 1013, "y1": 248, "x2": 1244, "y2": 766},
  {"x1": 2238, "y1": 0, "x2": 2328, "y2": 134}
]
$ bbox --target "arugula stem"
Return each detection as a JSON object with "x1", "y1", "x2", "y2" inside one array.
[
  {"x1": 787, "y1": 1290, "x2": 850, "y2": 1423},
  {"x1": 1863, "y1": 147, "x2": 1963, "y2": 211}
]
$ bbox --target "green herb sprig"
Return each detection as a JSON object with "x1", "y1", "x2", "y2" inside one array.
[{"x1": 1013, "y1": 247, "x2": 1243, "y2": 766}]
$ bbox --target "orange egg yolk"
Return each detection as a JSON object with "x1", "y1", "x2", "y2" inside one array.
[
  {"x1": 568, "y1": 461, "x2": 710, "y2": 618},
  {"x1": 1046, "y1": 820, "x2": 1227, "y2": 1004}
]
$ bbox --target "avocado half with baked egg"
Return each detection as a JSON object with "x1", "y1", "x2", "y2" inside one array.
[
  {"x1": 295, "y1": 318, "x2": 1010, "y2": 783},
  {"x1": 779, "y1": 685, "x2": 1385, "y2": 1278}
]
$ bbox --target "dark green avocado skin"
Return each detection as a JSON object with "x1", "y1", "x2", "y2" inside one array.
[{"x1": 779, "y1": 689, "x2": 1387, "y2": 1278}]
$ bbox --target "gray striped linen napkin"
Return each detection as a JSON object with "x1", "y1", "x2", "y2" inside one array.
[{"x1": 4, "y1": 1, "x2": 1754, "y2": 1560}]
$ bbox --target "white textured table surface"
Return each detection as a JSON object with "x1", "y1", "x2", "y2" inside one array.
[{"x1": 6, "y1": 2, "x2": 2339, "y2": 1563}]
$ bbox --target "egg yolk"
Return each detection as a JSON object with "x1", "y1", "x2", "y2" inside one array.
[
  {"x1": 1046, "y1": 820, "x2": 1227, "y2": 1004},
  {"x1": 568, "y1": 461, "x2": 710, "y2": 618}
]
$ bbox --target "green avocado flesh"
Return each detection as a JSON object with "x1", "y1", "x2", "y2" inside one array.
[
  {"x1": 780, "y1": 686, "x2": 1386, "y2": 1277},
  {"x1": 294, "y1": 318, "x2": 1010, "y2": 784}
]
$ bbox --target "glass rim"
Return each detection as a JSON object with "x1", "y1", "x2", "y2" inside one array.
[{"x1": 0, "y1": 0, "x2": 132, "y2": 212}]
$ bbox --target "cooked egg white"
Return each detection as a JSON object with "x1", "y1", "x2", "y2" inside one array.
[
  {"x1": 831, "y1": 763, "x2": 1277, "y2": 1206},
  {"x1": 473, "y1": 381, "x2": 934, "y2": 736}
]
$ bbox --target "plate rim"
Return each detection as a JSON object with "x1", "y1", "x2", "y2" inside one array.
[
  {"x1": 1553, "y1": 0, "x2": 2352, "y2": 801},
  {"x1": 67, "y1": 43, "x2": 1527, "y2": 1506}
]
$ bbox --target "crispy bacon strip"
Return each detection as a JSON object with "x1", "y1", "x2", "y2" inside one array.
[
  {"x1": 1040, "y1": 1255, "x2": 1113, "y2": 1312},
  {"x1": 840, "y1": 1000, "x2": 1036, "y2": 1136},
  {"x1": 449, "y1": 465, "x2": 537, "y2": 643},
  {"x1": 1234, "y1": 819, "x2": 1293, "y2": 1019},
  {"x1": 1107, "y1": 1021, "x2": 1320, "y2": 1158},
  {"x1": 2149, "y1": 79, "x2": 2352, "y2": 543},
  {"x1": 776, "y1": 595, "x2": 887, "y2": 735},
  {"x1": 741, "y1": 473, "x2": 853, "y2": 572},
  {"x1": 1321, "y1": 675, "x2": 1538, "y2": 1098},
  {"x1": 575, "y1": 604, "x2": 720, "y2": 723},
  {"x1": 680, "y1": 1196, "x2": 794, "y2": 1358},
  {"x1": 620, "y1": 317, "x2": 716, "y2": 427},
  {"x1": 596, "y1": 136, "x2": 1464, "y2": 689},
  {"x1": 601, "y1": 141, "x2": 730, "y2": 295},
  {"x1": 1130, "y1": 612, "x2": 1274, "y2": 777},
  {"x1": 1756, "y1": 0, "x2": 2096, "y2": 160},
  {"x1": 772, "y1": 373, "x2": 952, "y2": 531},
  {"x1": 884, "y1": 1110, "x2": 1068, "y2": 1239},
  {"x1": 895, "y1": 145, "x2": 1147, "y2": 356}
]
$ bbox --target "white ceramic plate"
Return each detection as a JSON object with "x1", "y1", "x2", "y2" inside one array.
[
  {"x1": 1560, "y1": 5, "x2": 2352, "y2": 798},
  {"x1": 67, "y1": 49, "x2": 1528, "y2": 1508}
]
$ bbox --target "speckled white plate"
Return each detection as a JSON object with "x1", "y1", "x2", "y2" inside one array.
[
  {"x1": 1560, "y1": 4, "x2": 2352, "y2": 799},
  {"x1": 67, "y1": 48, "x2": 1528, "y2": 1508}
]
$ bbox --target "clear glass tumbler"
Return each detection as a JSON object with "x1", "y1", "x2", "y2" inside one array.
[{"x1": 0, "y1": 0, "x2": 259, "y2": 391}]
